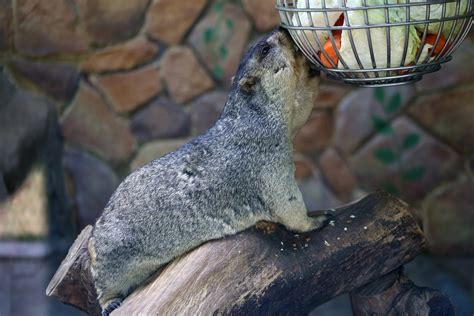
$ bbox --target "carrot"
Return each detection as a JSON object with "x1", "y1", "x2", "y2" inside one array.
[
  {"x1": 318, "y1": 13, "x2": 344, "y2": 68},
  {"x1": 425, "y1": 34, "x2": 447, "y2": 55},
  {"x1": 319, "y1": 32, "x2": 342, "y2": 68},
  {"x1": 334, "y1": 13, "x2": 344, "y2": 27}
]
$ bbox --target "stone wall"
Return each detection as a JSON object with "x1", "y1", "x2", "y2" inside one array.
[{"x1": 0, "y1": 0, "x2": 472, "y2": 254}]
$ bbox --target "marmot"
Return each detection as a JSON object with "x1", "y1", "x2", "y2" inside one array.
[{"x1": 89, "y1": 28, "x2": 325, "y2": 316}]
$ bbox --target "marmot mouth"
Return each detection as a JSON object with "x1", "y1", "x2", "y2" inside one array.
[{"x1": 308, "y1": 63, "x2": 320, "y2": 78}]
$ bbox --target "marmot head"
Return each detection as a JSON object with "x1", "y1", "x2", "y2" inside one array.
[{"x1": 229, "y1": 28, "x2": 320, "y2": 138}]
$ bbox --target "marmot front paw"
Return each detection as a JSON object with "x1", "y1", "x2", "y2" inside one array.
[{"x1": 101, "y1": 297, "x2": 123, "y2": 316}]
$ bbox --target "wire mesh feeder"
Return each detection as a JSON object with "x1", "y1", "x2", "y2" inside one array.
[{"x1": 276, "y1": 0, "x2": 474, "y2": 87}]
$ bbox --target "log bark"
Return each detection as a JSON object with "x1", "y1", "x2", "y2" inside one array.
[{"x1": 47, "y1": 192, "x2": 428, "y2": 315}]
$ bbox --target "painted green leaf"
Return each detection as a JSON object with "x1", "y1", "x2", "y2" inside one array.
[
  {"x1": 402, "y1": 133, "x2": 420, "y2": 150},
  {"x1": 372, "y1": 116, "x2": 393, "y2": 134},
  {"x1": 374, "y1": 148, "x2": 397, "y2": 164},
  {"x1": 213, "y1": 64, "x2": 224, "y2": 79},
  {"x1": 213, "y1": 2, "x2": 223, "y2": 12},
  {"x1": 374, "y1": 87, "x2": 385, "y2": 104},
  {"x1": 382, "y1": 182, "x2": 400, "y2": 196},
  {"x1": 385, "y1": 92, "x2": 401, "y2": 114},
  {"x1": 219, "y1": 45, "x2": 228, "y2": 59},
  {"x1": 226, "y1": 18, "x2": 234, "y2": 29},
  {"x1": 401, "y1": 166, "x2": 426, "y2": 181},
  {"x1": 203, "y1": 28, "x2": 215, "y2": 44}
]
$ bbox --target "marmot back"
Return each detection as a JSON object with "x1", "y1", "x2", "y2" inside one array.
[{"x1": 89, "y1": 28, "x2": 325, "y2": 316}]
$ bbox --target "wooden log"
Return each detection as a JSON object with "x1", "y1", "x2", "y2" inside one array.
[
  {"x1": 350, "y1": 267, "x2": 455, "y2": 315},
  {"x1": 47, "y1": 192, "x2": 426, "y2": 315},
  {"x1": 46, "y1": 225, "x2": 101, "y2": 315}
]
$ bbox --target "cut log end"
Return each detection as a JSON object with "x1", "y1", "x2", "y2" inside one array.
[{"x1": 350, "y1": 267, "x2": 455, "y2": 315}]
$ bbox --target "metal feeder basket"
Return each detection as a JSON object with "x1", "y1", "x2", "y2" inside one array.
[{"x1": 276, "y1": 0, "x2": 474, "y2": 87}]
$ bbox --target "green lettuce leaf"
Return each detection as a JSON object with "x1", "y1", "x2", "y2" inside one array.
[
  {"x1": 407, "y1": 0, "x2": 469, "y2": 37},
  {"x1": 338, "y1": 0, "x2": 420, "y2": 70},
  {"x1": 292, "y1": 0, "x2": 344, "y2": 52}
]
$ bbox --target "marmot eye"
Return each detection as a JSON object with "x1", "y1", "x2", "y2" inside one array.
[{"x1": 261, "y1": 45, "x2": 271, "y2": 57}]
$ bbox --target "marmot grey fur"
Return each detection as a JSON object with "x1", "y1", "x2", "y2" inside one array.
[{"x1": 89, "y1": 28, "x2": 325, "y2": 316}]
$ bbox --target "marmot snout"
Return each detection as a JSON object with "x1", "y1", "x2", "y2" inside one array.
[{"x1": 89, "y1": 29, "x2": 324, "y2": 316}]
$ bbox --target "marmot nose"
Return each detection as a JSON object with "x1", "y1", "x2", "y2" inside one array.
[{"x1": 277, "y1": 26, "x2": 292, "y2": 44}]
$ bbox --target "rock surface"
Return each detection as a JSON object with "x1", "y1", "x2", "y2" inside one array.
[
  {"x1": 422, "y1": 176, "x2": 474, "y2": 255},
  {"x1": 80, "y1": 37, "x2": 158, "y2": 73},
  {"x1": 131, "y1": 138, "x2": 190, "y2": 171},
  {"x1": 92, "y1": 66, "x2": 162, "y2": 113},
  {"x1": 161, "y1": 46, "x2": 214, "y2": 103},
  {"x1": 314, "y1": 83, "x2": 351, "y2": 109},
  {"x1": 189, "y1": 2, "x2": 251, "y2": 86},
  {"x1": 145, "y1": 0, "x2": 208, "y2": 44},
  {"x1": 319, "y1": 148, "x2": 356, "y2": 202},
  {"x1": 15, "y1": 0, "x2": 89, "y2": 56},
  {"x1": 350, "y1": 117, "x2": 461, "y2": 201},
  {"x1": 334, "y1": 85, "x2": 415, "y2": 154},
  {"x1": 130, "y1": 97, "x2": 190, "y2": 141},
  {"x1": 8, "y1": 59, "x2": 79, "y2": 103},
  {"x1": 0, "y1": 167, "x2": 49, "y2": 239},
  {"x1": 298, "y1": 171, "x2": 342, "y2": 211},
  {"x1": 189, "y1": 91, "x2": 227, "y2": 135},
  {"x1": 416, "y1": 39, "x2": 474, "y2": 91},
  {"x1": 242, "y1": 0, "x2": 280, "y2": 32},
  {"x1": 0, "y1": 0, "x2": 13, "y2": 51},
  {"x1": 63, "y1": 149, "x2": 118, "y2": 228},
  {"x1": 77, "y1": 0, "x2": 150, "y2": 46},
  {"x1": 294, "y1": 110, "x2": 334, "y2": 154},
  {"x1": 410, "y1": 85, "x2": 474, "y2": 155},
  {"x1": 61, "y1": 82, "x2": 137, "y2": 163}
]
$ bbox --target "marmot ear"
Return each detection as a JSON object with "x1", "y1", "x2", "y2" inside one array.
[{"x1": 239, "y1": 76, "x2": 258, "y2": 93}]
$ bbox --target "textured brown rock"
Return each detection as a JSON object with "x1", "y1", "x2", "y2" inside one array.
[
  {"x1": 189, "y1": 3, "x2": 251, "y2": 86},
  {"x1": 242, "y1": 0, "x2": 280, "y2": 32},
  {"x1": 350, "y1": 117, "x2": 461, "y2": 202},
  {"x1": 131, "y1": 138, "x2": 190, "y2": 171},
  {"x1": 294, "y1": 110, "x2": 334, "y2": 154},
  {"x1": 76, "y1": 0, "x2": 150, "y2": 46},
  {"x1": 314, "y1": 83, "x2": 352, "y2": 109},
  {"x1": 8, "y1": 59, "x2": 79, "y2": 103},
  {"x1": 0, "y1": 0, "x2": 13, "y2": 51},
  {"x1": 161, "y1": 46, "x2": 214, "y2": 103},
  {"x1": 15, "y1": 0, "x2": 89, "y2": 56},
  {"x1": 298, "y1": 170, "x2": 342, "y2": 211},
  {"x1": 417, "y1": 39, "x2": 474, "y2": 91},
  {"x1": 294, "y1": 157, "x2": 314, "y2": 180},
  {"x1": 145, "y1": 0, "x2": 208, "y2": 44},
  {"x1": 61, "y1": 82, "x2": 137, "y2": 163},
  {"x1": 410, "y1": 85, "x2": 474, "y2": 155},
  {"x1": 80, "y1": 37, "x2": 158, "y2": 73},
  {"x1": 189, "y1": 91, "x2": 227, "y2": 135},
  {"x1": 422, "y1": 175, "x2": 474, "y2": 255},
  {"x1": 92, "y1": 66, "x2": 162, "y2": 113},
  {"x1": 0, "y1": 166, "x2": 49, "y2": 239},
  {"x1": 130, "y1": 97, "x2": 190, "y2": 141},
  {"x1": 63, "y1": 149, "x2": 118, "y2": 228},
  {"x1": 334, "y1": 85, "x2": 415, "y2": 154},
  {"x1": 319, "y1": 148, "x2": 356, "y2": 202}
]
